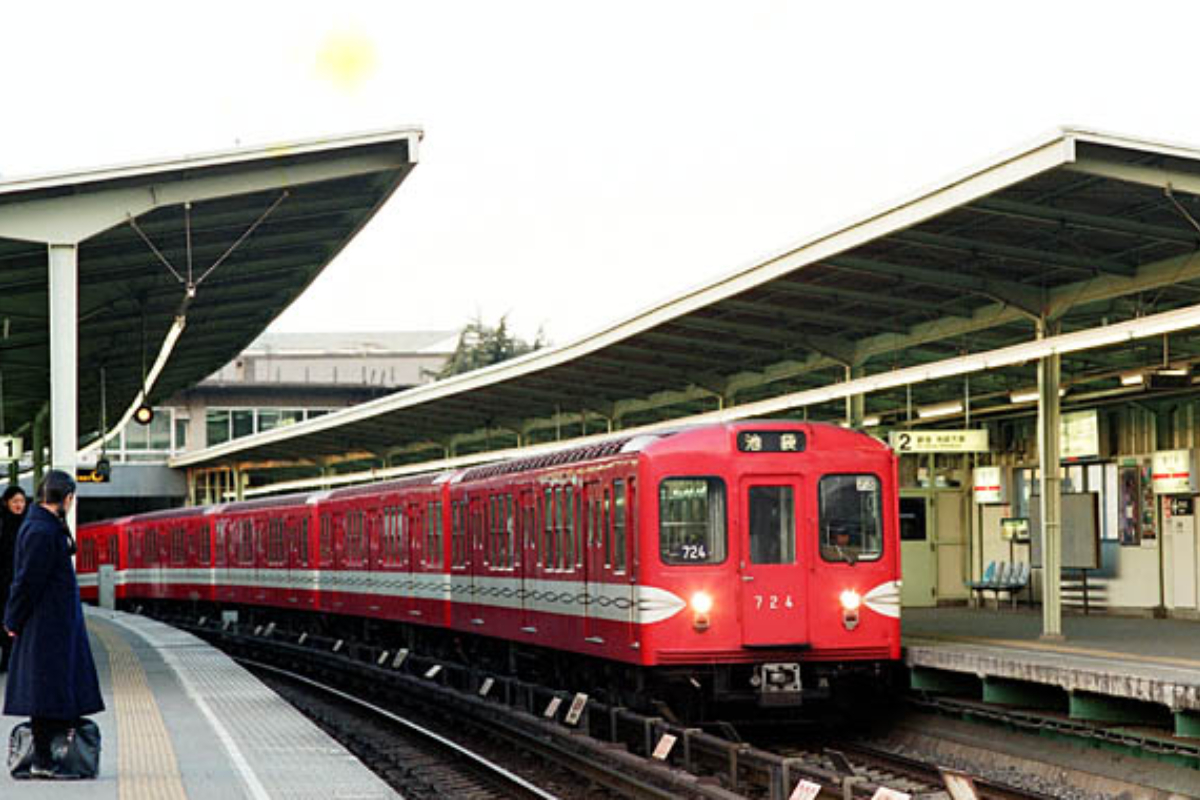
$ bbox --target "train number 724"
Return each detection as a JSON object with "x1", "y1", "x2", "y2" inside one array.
[{"x1": 754, "y1": 594, "x2": 794, "y2": 610}]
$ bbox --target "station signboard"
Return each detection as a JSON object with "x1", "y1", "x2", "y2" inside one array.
[
  {"x1": 1151, "y1": 449, "x2": 1199, "y2": 495},
  {"x1": 1060, "y1": 409, "x2": 1100, "y2": 460},
  {"x1": 972, "y1": 466, "x2": 1009, "y2": 504},
  {"x1": 888, "y1": 429, "x2": 988, "y2": 453}
]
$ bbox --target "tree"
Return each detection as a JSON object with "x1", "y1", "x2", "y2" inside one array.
[{"x1": 430, "y1": 314, "x2": 546, "y2": 379}]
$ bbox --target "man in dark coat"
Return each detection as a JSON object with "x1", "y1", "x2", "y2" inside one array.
[
  {"x1": 0, "y1": 485, "x2": 28, "y2": 672},
  {"x1": 4, "y1": 470, "x2": 104, "y2": 778}
]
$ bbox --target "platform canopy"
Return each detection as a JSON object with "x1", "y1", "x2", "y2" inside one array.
[
  {"x1": 173, "y1": 127, "x2": 1200, "y2": 476},
  {"x1": 0, "y1": 128, "x2": 421, "y2": 453}
]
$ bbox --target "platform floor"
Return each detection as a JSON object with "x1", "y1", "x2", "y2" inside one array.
[
  {"x1": 0, "y1": 608, "x2": 398, "y2": 798},
  {"x1": 903, "y1": 607, "x2": 1200, "y2": 716}
]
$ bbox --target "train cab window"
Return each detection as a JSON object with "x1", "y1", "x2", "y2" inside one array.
[
  {"x1": 818, "y1": 474, "x2": 883, "y2": 564},
  {"x1": 659, "y1": 478, "x2": 727, "y2": 565},
  {"x1": 748, "y1": 486, "x2": 795, "y2": 565}
]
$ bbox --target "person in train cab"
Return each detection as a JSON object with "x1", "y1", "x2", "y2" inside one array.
[
  {"x1": 4, "y1": 471, "x2": 104, "y2": 778},
  {"x1": 0, "y1": 485, "x2": 28, "y2": 672}
]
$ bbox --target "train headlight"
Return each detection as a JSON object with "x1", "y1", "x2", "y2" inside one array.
[
  {"x1": 691, "y1": 591, "x2": 713, "y2": 632},
  {"x1": 840, "y1": 589, "x2": 861, "y2": 631},
  {"x1": 839, "y1": 590, "x2": 861, "y2": 612}
]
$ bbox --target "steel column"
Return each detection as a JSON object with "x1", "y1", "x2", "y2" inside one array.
[
  {"x1": 1038, "y1": 320, "x2": 1063, "y2": 639},
  {"x1": 48, "y1": 244, "x2": 78, "y2": 529}
]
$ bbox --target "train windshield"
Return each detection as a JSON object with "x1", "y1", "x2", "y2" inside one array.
[
  {"x1": 659, "y1": 478, "x2": 727, "y2": 565},
  {"x1": 818, "y1": 474, "x2": 883, "y2": 564}
]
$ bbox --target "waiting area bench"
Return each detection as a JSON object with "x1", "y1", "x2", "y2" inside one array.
[{"x1": 967, "y1": 561, "x2": 1030, "y2": 608}]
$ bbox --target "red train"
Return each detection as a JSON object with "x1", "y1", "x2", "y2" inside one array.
[{"x1": 77, "y1": 421, "x2": 901, "y2": 709}]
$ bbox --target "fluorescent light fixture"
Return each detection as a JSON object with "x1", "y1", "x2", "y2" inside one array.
[
  {"x1": 1009, "y1": 387, "x2": 1067, "y2": 403},
  {"x1": 861, "y1": 415, "x2": 882, "y2": 427},
  {"x1": 917, "y1": 400, "x2": 964, "y2": 419},
  {"x1": 1120, "y1": 371, "x2": 1144, "y2": 386}
]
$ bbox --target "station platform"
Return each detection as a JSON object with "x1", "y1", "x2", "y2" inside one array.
[
  {"x1": 0, "y1": 608, "x2": 397, "y2": 798},
  {"x1": 903, "y1": 607, "x2": 1200, "y2": 736}
]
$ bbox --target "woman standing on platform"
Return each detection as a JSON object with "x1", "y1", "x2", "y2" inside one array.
[
  {"x1": 4, "y1": 470, "x2": 104, "y2": 779},
  {"x1": 0, "y1": 485, "x2": 27, "y2": 672}
]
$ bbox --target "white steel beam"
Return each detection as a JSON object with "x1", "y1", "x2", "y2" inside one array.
[
  {"x1": 48, "y1": 243, "x2": 77, "y2": 529},
  {"x1": 1066, "y1": 158, "x2": 1200, "y2": 197}
]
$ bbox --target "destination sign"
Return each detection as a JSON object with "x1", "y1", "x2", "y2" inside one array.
[{"x1": 737, "y1": 431, "x2": 806, "y2": 453}]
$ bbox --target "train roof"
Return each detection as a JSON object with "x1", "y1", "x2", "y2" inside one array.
[
  {"x1": 323, "y1": 471, "x2": 445, "y2": 501},
  {"x1": 457, "y1": 432, "x2": 668, "y2": 483}
]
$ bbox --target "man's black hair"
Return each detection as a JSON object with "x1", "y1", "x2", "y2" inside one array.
[{"x1": 37, "y1": 469, "x2": 76, "y2": 505}]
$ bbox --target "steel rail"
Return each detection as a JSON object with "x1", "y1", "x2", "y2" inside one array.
[{"x1": 242, "y1": 657, "x2": 562, "y2": 800}]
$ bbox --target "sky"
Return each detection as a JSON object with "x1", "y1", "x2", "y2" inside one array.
[{"x1": 5, "y1": 2, "x2": 1200, "y2": 345}]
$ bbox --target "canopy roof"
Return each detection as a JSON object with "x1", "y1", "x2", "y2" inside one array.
[
  {"x1": 0, "y1": 128, "x2": 421, "y2": 446},
  {"x1": 173, "y1": 127, "x2": 1200, "y2": 473}
]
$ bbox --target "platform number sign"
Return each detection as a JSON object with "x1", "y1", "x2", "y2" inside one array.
[
  {"x1": 0, "y1": 436, "x2": 21, "y2": 461},
  {"x1": 788, "y1": 780, "x2": 821, "y2": 800}
]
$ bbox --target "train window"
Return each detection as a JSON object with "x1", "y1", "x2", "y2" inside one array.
[
  {"x1": 299, "y1": 517, "x2": 309, "y2": 566},
  {"x1": 543, "y1": 488, "x2": 555, "y2": 569},
  {"x1": 613, "y1": 480, "x2": 627, "y2": 572},
  {"x1": 748, "y1": 486, "x2": 795, "y2": 565},
  {"x1": 268, "y1": 518, "x2": 285, "y2": 564},
  {"x1": 426, "y1": 500, "x2": 443, "y2": 568},
  {"x1": 80, "y1": 539, "x2": 96, "y2": 571},
  {"x1": 563, "y1": 485, "x2": 575, "y2": 570},
  {"x1": 107, "y1": 535, "x2": 120, "y2": 568},
  {"x1": 452, "y1": 500, "x2": 467, "y2": 567},
  {"x1": 200, "y1": 525, "x2": 211, "y2": 565},
  {"x1": 659, "y1": 478, "x2": 727, "y2": 565},
  {"x1": 818, "y1": 475, "x2": 884, "y2": 564},
  {"x1": 319, "y1": 514, "x2": 333, "y2": 564},
  {"x1": 346, "y1": 510, "x2": 365, "y2": 564},
  {"x1": 603, "y1": 488, "x2": 612, "y2": 567},
  {"x1": 171, "y1": 525, "x2": 186, "y2": 564}
]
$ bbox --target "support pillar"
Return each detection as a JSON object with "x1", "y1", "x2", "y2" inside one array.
[
  {"x1": 49, "y1": 244, "x2": 78, "y2": 530},
  {"x1": 1038, "y1": 320, "x2": 1063, "y2": 640},
  {"x1": 845, "y1": 365, "x2": 865, "y2": 428},
  {"x1": 32, "y1": 403, "x2": 49, "y2": 492}
]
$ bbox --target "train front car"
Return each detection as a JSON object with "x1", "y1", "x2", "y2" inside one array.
[{"x1": 637, "y1": 421, "x2": 900, "y2": 710}]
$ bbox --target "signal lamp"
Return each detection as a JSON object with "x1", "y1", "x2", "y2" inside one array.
[{"x1": 134, "y1": 405, "x2": 154, "y2": 425}]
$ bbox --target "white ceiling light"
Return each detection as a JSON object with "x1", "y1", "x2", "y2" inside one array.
[
  {"x1": 1120, "y1": 371, "x2": 1145, "y2": 386},
  {"x1": 917, "y1": 400, "x2": 964, "y2": 419},
  {"x1": 1009, "y1": 387, "x2": 1067, "y2": 404},
  {"x1": 861, "y1": 415, "x2": 882, "y2": 427}
]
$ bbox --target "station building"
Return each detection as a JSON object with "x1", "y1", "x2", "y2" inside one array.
[{"x1": 75, "y1": 330, "x2": 455, "y2": 521}]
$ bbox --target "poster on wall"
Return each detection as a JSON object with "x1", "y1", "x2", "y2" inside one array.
[
  {"x1": 1118, "y1": 465, "x2": 1141, "y2": 547},
  {"x1": 1141, "y1": 462, "x2": 1157, "y2": 544}
]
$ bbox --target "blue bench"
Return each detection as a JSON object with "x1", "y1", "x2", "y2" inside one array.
[{"x1": 968, "y1": 561, "x2": 1030, "y2": 608}]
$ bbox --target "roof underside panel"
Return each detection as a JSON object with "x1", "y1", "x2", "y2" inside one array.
[
  {"x1": 0, "y1": 130, "x2": 420, "y2": 445},
  {"x1": 174, "y1": 128, "x2": 1200, "y2": 473}
]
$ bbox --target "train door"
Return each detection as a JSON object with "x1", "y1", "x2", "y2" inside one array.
[
  {"x1": 738, "y1": 476, "x2": 808, "y2": 646},
  {"x1": 613, "y1": 478, "x2": 637, "y2": 649},
  {"x1": 899, "y1": 495, "x2": 936, "y2": 607},
  {"x1": 519, "y1": 489, "x2": 538, "y2": 632},
  {"x1": 467, "y1": 493, "x2": 485, "y2": 625},
  {"x1": 582, "y1": 482, "x2": 603, "y2": 641}
]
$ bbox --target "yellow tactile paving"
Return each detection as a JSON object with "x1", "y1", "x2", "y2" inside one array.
[{"x1": 91, "y1": 620, "x2": 189, "y2": 800}]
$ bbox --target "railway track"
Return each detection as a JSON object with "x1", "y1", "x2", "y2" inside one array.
[
  {"x1": 246, "y1": 659, "x2": 562, "y2": 800},
  {"x1": 177, "y1": 616, "x2": 1097, "y2": 800}
]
